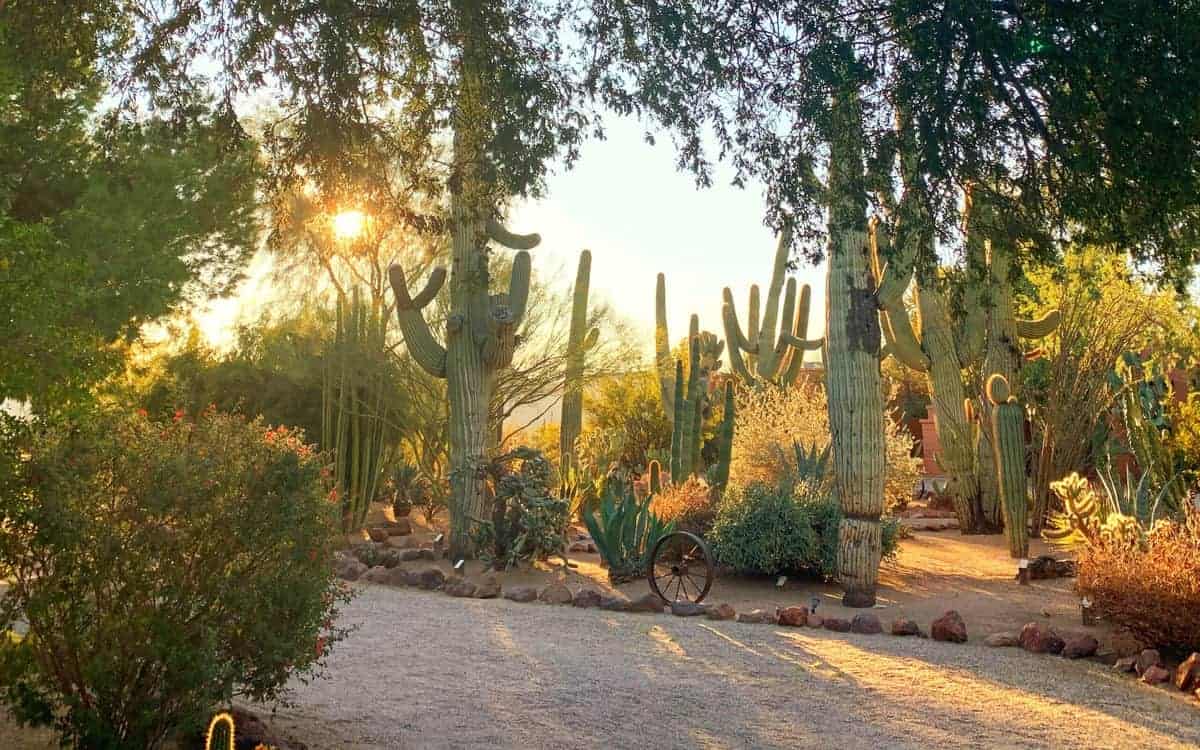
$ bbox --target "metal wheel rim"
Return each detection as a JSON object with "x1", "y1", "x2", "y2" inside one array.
[{"x1": 647, "y1": 531, "x2": 713, "y2": 605}]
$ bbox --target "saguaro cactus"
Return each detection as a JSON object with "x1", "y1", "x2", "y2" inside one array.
[
  {"x1": 711, "y1": 379, "x2": 736, "y2": 492},
  {"x1": 721, "y1": 230, "x2": 824, "y2": 387},
  {"x1": 654, "y1": 274, "x2": 724, "y2": 420},
  {"x1": 559, "y1": 250, "x2": 600, "y2": 473},
  {"x1": 987, "y1": 374, "x2": 1029, "y2": 558}
]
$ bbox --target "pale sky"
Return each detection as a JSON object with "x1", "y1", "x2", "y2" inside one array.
[{"x1": 195, "y1": 113, "x2": 829, "y2": 362}]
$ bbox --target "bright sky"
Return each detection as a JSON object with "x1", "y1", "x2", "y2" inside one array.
[{"x1": 195, "y1": 114, "x2": 828, "y2": 361}]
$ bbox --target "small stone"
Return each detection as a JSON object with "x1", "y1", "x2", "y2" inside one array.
[
  {"x1": 474, "y1": 577, "x2": 501, "y2": 599},
  {"x1": 398, "y1": 548, "x2": 425, "y2": 562},
  {"x1": 705, "y1": 603, "x2": 736, "y2": 621},
  {"x1": 367, "y1": 527, "x2": 389, "y2": 543},
  {"x1": 851, "y1": 613, "x2": 883, "y2": 635},
  {"x1": 737, "y1": 609, "x2": 775, "y2": 624},
  {"x1": 567, "y1": 541, "x2": 591, "y2": 553},
  {"x1": 1174, "y1": 653, "x2": 1200, "y2": 692},
  {"x1": 823, "y1": 617, "x2": 852, "y2": 633},
  {"x1": 385, "y1": 536, "x2": 412, "y2": 549},
  {"x1": 777, "y1": 606, "x2": 808, "y2": 627},
  {"x1": 891, "y1": 618, "x2": 922, "y2": 636},
  {"x1": 628, "y1": 593, "x2": 666, "y2": 613},
  {"x1": 1062, "y1": 634, "x2": 1099, "y2": 659},
  {"x1": 383, "y1": 566, "x2": 410, "y2": 586},
  {"x1": 361, "y1": 565, "x2": 391, "y2": 584},
  {"x1": 1114, "y1": 656, "x2": 1138, "y2": 673},
  {"x1": 1040, "y1": 608, "x2": 1052, "y2": 618},
  {"x1": 931, "y1": 610, "x2": 967, "y2": 643},
  {"x1": 386, "y1": 518, "x2": 412, "y2": 536},
  {"x1": 587, "y1": 542, "x2": 598, "y2": 553},
  {"x1": 444, "y1": 578, "x2": 477, "y2": 598},
  {"x1": 504, "y1": 586, "x2": 538, "y2": 603},
  {"x1": 671, "y1": 601, "x2": 708, "y2": 617},
  {"x1": 413, "y1": 567, "x2": 445, "y2": 590},
  {"x1": 984, "y1": 632, "x2": 1020, "y2": 648},
  {"x1": 1141, "y1": 665, "x2": 1171, "y2": 685},
  {"x1": 1135, "y1": 648, "x2": 1163, "y2": 676},
  {"x1": 336, "y1": 560, "x2": 368, "y2": 581},
  {"x1": 379, "y1": 550, "x2": 403, "y2": 568},
  {"x1": 538, "y1": 583, "x2": 573, "y2": 604},
  {"x1": 1019, "y1": 622, "x2": 1064, "y2": 654},
  {"x1": 572, "y1": 589, "x2": 604, "y2": 608},
  {"x1": 600, "y1": 594, "x2": 632, "y2": 612},
  {"x1": 418, "y1": 548, "x2": 439, "y2": 561},
  {"x1": 806, "y1": 613, "x2": 825, "y2": 629}
]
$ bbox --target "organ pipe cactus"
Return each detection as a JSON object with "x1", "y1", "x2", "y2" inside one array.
[
  {"x1": 389, "y1": 206, "x2": 540, "y2": 558},
  {"x1": 721, "y1": 230, "x2": 824, "y2": 387},
  {"x1": 711, "y1": 379, "x2": 736, "y2": 492},
  {"x1": 559, "y1": 250, "x2": 600, "y2": 474},
  {"x1": 654, "y1": 274, "x2": 724, "y2": 420},
  {"x1": 986, "y1": 374, "x2": 1029, "y2": 558}
]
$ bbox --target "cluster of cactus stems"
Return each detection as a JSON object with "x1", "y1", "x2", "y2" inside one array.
[
  {"x1": 323, "y1": 288, "x2": 393, "y2": 533},
  {"x1": 986, "y1": 374, "x2": 1029, "y2": 558},
  {"x1": 720, "y1": 228, "x2": 824, "y2": 387},
  {"x1": 559, "y1": 250, "x2": 600, "y2": 474},
  {"x1": 204, "y1": 713, "x2": 235, "y2": 750},
  {"x1": 654, "y1": 275, "x2": 734, "y2": 487}
]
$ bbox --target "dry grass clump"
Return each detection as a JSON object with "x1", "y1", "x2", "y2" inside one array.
[
  {"x1": 729, "y1": 382, "x2": 920, "y2": 511},
  {"x1": 649, "y1": 475, "x2": 717, "y2": 537},
  {"x1": 1076, "y1": 502, "x2": 1200, "y2": 655}
]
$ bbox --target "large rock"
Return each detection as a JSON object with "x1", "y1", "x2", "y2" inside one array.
[
  {"x1": 1142, "y1": 665, "x2": 1171, "y2": 685},
  {"x1": 806, "y1": 613, "x2": 825, "y2": 629},
  {"x1": 385, "y1": 535, "x2": 413, "y2": 550},
  {"x1": 398, "y1": 548, "x2": 426, "y2": 562},
  {"x1": 382, "y1": 566, "x2": 410, "y2": 586},
  {"x1": 822, "y1": 617, "x2": 851, "y2": 633},
  {"x1": 777, "y1": 606, "x2": 808, "y2": 627},
  {"x1": 671, "y1": 601, "x2": 708, "y2": 617},
  {"x1": 336, "y1": 560, "x2": 368, "y2": 581},
  {"x1": 1174, "y1": 653, "x2": 1200, "y2": 692},
  {"x1": 705, "y1": 603, "x2": 736, "y2": 621},
  {"x1": 504, "y1": 586, "x2": 538, "y2": 603},
  {"x1": 599, "y1": 594, "x2": 632, "y2": 612},
  {"x1": 1114, "y1": 656, "x2": 1138, "y2": 673},
  {"x1": 386, "y1": 518, "x2": 412, "y2": 536},
  {"x1": 413, "y1": 567, "x2": 445, "y2": 590},
  {"x1": 1061, "y1": 634, "x2": 1099, "y2": 659},
  {"x1": 361, "y1": 565, "x2": 391, "y2": 584},
  {"x1": 572, "y1": 589, "x2": 604, "y2": 608},
  {"x1": 538, "y1": 583, "x2": 573, "y2": 605},
  {"x1": 737, "y1": 609, "x2": 776, "y2": 624},
  {"x1": 474, "y1": 577, "x2": 501, "y2": 599},
  {"x1": 367, "y1": 527, "x2": 390, "y2": 543},
  {"x1": 1026, "y1": 555, "x2": 1076, "y2": 580},
  {"x1": 628, "y1": 593, "x2": 666, "y2": 613},
  {"x1": 1135, "y1": 648, "x2": 1163, "y2": 676},
  {"x1": 891, "y1": 618, "x2": 922, "y2": 637},
  {"x1": 1019, "y1": 622, "x2": 1064, "y2": 654},
  {"x1": 379, "y1": 549, "x2": 403, "y2": 568},
  {"x1": 931, "y1": 611, "x2": 967, "y2": 643},
  {"x1": 851, "y1": 613, "x2": 883, "y2": 635},
  {"x1": 984, "y1": 632, "x2": 1020, "y2": 648},
  {"x1": 418, "y1": 548, "x2": 439, "y2": 561},
  {"x1": 567, "y1": 540, "x2": 592, "y2": 553},
  {"x1": 443, "y1": 578, "x2": 477, "y2": 598}
]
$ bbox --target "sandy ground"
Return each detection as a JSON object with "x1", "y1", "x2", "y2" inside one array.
[
  {"x1": 3, "y1": 527, "x2": 1195, "y2": 748},
  {"x1": 255, "y1": 585, "x2": 1199, "y2": 750}
]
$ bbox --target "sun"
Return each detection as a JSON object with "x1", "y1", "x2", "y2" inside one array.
[{"x1": 331, "y1": 209, "x2": 367, "y2": 241}]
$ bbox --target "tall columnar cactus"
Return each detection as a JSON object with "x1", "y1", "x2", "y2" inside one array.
[
  {"x1": 323, "y1": 288, "x2": 393, "y2": 533},
  {"x1": 647, "y1": 459, "x2": 663, "y2": 495},
  {"x1": 389, "y1": 207, "x2": 540, "y2": 557},
  {"x1": 721, "y1": 230, "x2": 824, "y2": 387},
  {"x1": 559, "y1": 250, "x2": 600, "y2": 474},
  {"x1": 711, "y1": 379, "x2": 736, "y2": 492},
  {"x1": 987, "y1": 374, "x2": 1029, "y2": 558},
  {"x1": 654, "y1": 274, "x2": 724, "y2": 421}
]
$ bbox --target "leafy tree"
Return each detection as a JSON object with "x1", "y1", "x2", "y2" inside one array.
[{"x1": 0, "y1": 4, "x2": 258, "y2": 406}]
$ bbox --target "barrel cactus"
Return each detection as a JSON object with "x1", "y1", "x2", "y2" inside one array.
[{"x1": 986, "y1": 374, "x2": 1029, "y2": 558}]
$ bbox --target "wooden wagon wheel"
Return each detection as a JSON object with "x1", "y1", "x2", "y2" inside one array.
[{"x1": 647, "y1": 531, "x2": 714, "y2": 604}]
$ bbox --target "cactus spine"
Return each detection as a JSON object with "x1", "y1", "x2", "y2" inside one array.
[
  {"x1": 987, "y1": 374, "x2": 1029, "y2": 558},
  {"x1": 721, "y1": 230, "x2": 823, "y2": 387},
  {"x1": 559, "y1": 250, "x2": 599, "y2": 474}
]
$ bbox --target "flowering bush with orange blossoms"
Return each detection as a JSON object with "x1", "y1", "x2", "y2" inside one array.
[{"x1": 0, "y1": 408, "x2": 351, "y2": 748}]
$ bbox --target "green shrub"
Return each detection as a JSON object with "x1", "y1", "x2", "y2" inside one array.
[
  {"x1": 0, "y1": 408, "x2": 351, "y2": 749},
  {"x1": 472, "y1": 447, "x2": 569, "y2": 569},
  {"x1": 710, "y1": 479, "x2": 900, "y2": 578}
]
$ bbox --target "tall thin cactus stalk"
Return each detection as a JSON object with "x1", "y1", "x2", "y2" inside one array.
[
  {"x1": 323, "y1": 288, "x2": 393, "y2": 533},
  {"x1": 711, "y1": 379, "x2": 736, "y2": 492},
  {"x1": 987, "y1": 374, "x2": 1030, "y2": 558},
  {"x1": 559, "y1": 250, "x2": 599, "y2": 474}
]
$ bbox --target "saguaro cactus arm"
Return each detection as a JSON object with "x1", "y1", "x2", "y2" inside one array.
[
  {"x1": 870, "y1": 218, "x2": 930, "y2": 372},
  {"x1": 483, "y1": 250, "x2": 532, "y2": 368},
  {"x1": 485, "y1": 218, "x2": 541, "y2": 250},
  {"x1": 1015, "y1": 309, "x2": 1061, "y2": 339},
  {"x1": 389, "y1": 264, "x2": 448, "y2": 378}
]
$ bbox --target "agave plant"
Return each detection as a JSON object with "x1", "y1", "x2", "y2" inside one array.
[
  {"x1": 582, "y1": 480, "x2": 675, "y2": 583},
  {"x1": 790, "y1": 440, "x2": 832, "y2": 485},
  {"x1": 1095, "y1": 454, "x2": 1181, "y2": 528}
]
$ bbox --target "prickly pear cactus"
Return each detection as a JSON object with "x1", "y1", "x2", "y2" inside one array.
[
  {"x1": 560, "y1": 250, "x2": 600, "y2": 473},
  {"x1": 986, "y1": 374, "x2": 1029, "y2": 558}
]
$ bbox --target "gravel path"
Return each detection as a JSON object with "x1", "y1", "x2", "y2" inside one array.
[{"x1": 264, "y1": 585, "x2": 1200, "y2": 749}]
